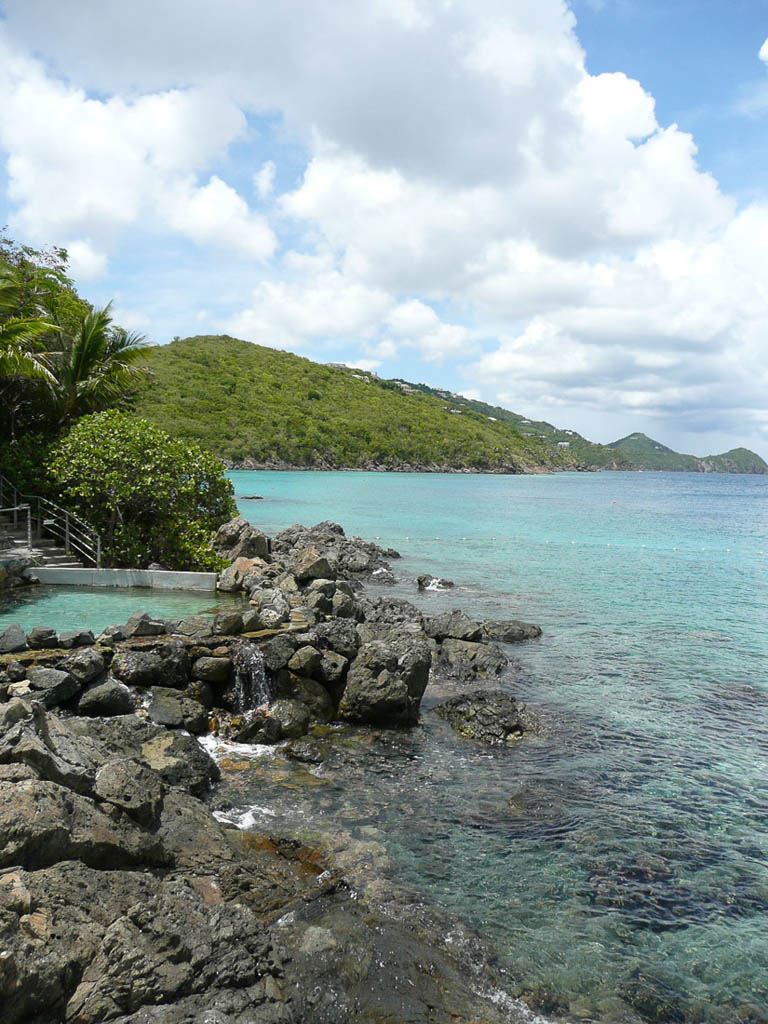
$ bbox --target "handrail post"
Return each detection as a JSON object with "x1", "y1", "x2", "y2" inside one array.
[
  {"x1": 26, "y1": 505, "x2": 31, "y2": 549},
  {"x1": 96, "y1": 536, "x2": 101, "y2": 568},
  {"x1": 65, "y1": 511, "x2": 70, "y2": 553}
]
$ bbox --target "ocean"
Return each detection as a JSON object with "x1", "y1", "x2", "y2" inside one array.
[{"x1": 227, "y1": 469, "x2": 768, "y2": 1023}]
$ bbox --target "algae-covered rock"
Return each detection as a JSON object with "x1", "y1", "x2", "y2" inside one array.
[{"x1": 434, "y1": 690, "x2": 538, "y2": 744}]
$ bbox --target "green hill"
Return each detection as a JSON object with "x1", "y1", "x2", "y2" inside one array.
[
  {"x1": 604, "y1": 433, "x2": 768, "y2": 473},
  {"x1": 132, "y1": 336, "x2": 768, "y2": 475},
  {"x1": 133, "y1": 336, "x2": 585, "y2": 473}
]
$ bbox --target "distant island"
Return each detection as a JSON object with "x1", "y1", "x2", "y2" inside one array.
[{"x1": 134, "y1": 336, "x2": 768, "y2": 475}]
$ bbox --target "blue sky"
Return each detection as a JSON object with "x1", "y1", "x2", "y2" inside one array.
[{"x1": 1, "y1": 0, "x2": 767, "y2": 456}]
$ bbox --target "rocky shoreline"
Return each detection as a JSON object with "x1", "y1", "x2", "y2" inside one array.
[{"x1": 0, "y1": 516, "x2": 544, "y2": 1023}]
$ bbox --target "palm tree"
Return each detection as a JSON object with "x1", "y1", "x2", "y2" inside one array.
[
  {"x1": 45, "y1": 303, "x2": 149, "y2": 426},
  {"x1": 0, "y1": 263, "x2": 57, "y2": 382}
]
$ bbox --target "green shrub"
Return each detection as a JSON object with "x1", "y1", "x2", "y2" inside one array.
[{"x1": 46, "y1": 411, "x2": 237, "y2": 570}]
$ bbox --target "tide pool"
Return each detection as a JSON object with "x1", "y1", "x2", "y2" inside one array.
[{"x1": 230, "y1": 470, "x2": 768, "y2": 1023}]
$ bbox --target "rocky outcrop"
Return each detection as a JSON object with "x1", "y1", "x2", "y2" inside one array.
[
  {"x1": 0, "y1": 695, "x2": 521, "y2": 1023},
  {"x1": 434, "y1": 689, "x2": 539, "y2": 744},
  {"x1": 482, "y1": 619, "x2": 542, "y2": 642},
  {"x1": 436, "y1": 638, "x2": 509, "y2": 681}
]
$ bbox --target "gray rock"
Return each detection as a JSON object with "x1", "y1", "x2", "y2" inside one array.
[
  {"x1": 424, "y1": 609, "x2": 483, "y2": 642},
  {"x1": 94, "y1": 757, "x2": 165, "y2": 827},
  {"x1": 58, "y1": 629, "x2": 96, "y2": 649},
  {"x1": 125, "y1": 611, "x2": 166, "y2": 637},
  {"x1": 314, "y1": 618, "x2": 360, "y2": 660},
  {"x1": 184, "y1": 679, "x2": 215, "y2": 708},
  {"x1": 176, "y1": 614, "x2": 216, "y2": 637},
  {"x1": 148, "y1": 687, "x2": 208, "y2": 734},
  {"x1": 27, "y1": 667, "x2": 81, "y2": 707},
  {"x1": 287, "y1": 645, "x2": 322, "y2": 677},
  {"x1": 249, "y1": 588, "x2": 291, "y2": 629},
  {"x1": 60, "y1": 646, "x2": 106, "y2": 685},
  {"x1": 437, "y1": 638, "x2": 508, "y2": 681},
  {"x1": 96, "y1": 624, "x2": 126, "y2": 647},
  {"x1": 482, "y1": 619, "x2": 542, "y2": 642},
  {"x1": 26, "y1": 626, "x2": 58, "y2": 649},
  {"x1": 260, "y1": 632, "x2": 298, "y2": 673},
  {"x1": 111, "y1": 650, "x2": 164, "y2": 687},
  {"x1": 0, "y1": 624, "x2": 27, "y2": 654},
  {"x1": 306, "y1": 590, "x2": 332, "y2": 615},
  {"x1": 317, "y1": 650, "x2": 348, "y2": 687},
  {"x1": 293, "y1": 547, "x2": 335, "y2": 582},
  {"x1": 193, "y1": 656, "x2": 232, "y2": 684},
  {"x1": 214, "y1": 611, "x2": 244, "y2": 635},
  {"x1": 434, "y1": 690, "x2": 539, "y2": 744},
  {"x1": 331, "y1": 591, "x2": 358, "y2": 618},
  {"x1": 337, "y1": 635, "x2": 431, "y2": 727},
  {"x1": 211, "y1": 516, "x2": 271, "y2": 560},
  {"x1": 275, "y1": 672, "x2": 335, "y2": 723},
  {"x1": 76, "y1": 679, "x2": 135, "y2": 717},
  {"x1": 270, "y1": 699, "x2": 311, "y2": 739},
  {"x1": 216, "y1": 564, "x2": 242, "y2": 592}
]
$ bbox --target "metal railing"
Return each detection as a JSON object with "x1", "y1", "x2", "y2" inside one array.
[{"x1": 0, "y1": 473, "x2": 101, "y2": 566}]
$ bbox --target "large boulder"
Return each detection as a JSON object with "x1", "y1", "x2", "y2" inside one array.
[
  {"x1": 26, "y1": 626, "x2": 58, "y2": 650},
  {"x1": 111, "y1": 649, "x2": 164, "y2": 687},
  {"x1": 124, "y1": 611, "x2": 166, "y2": 638},
  {"x1": 434, "y1": 690, "x2": 539, "y2": 744},
  {"x1": 436, "y1": 638, "x2": 508, "y2": 681},
  {"x1": 270, "y1": 698, "x2": 311, "y2": 739},
  {"x1": 337, "y1": 635, "x2": 432, "y2": 727},
  {"x1": 293, "y1": 547, "x2": 336, "y2": 583},
  {"x1": 211, "y1": 516, "x2": 270, "y2": 561},
  {"x1": 147, "y1": 687, "x2": 208, "y2": 734},
  {"x1": 248, "y1": 587, "x2": 291, "y2": 628}
]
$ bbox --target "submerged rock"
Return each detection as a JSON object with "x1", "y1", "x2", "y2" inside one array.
[{"x1": 434, "y1": 690, "x2": 539, "y2": 744}]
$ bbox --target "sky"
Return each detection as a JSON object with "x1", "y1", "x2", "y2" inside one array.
[{"x1": 0, "y1": 1, "x2": 767, "y2": 457}]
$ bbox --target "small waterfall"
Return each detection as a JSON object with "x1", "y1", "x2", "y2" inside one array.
[{"x1": 232, "y1": 643, "x2": 271, "y2": 712}]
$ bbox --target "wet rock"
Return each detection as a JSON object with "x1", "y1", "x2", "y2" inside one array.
[
  {"x1": 434, "y1": 690, "x2": 538, "y2": 744},
  {"x1": 58, "y1": 629, "x2": 96, "y2": 649},
  {"x1": 424, "y1": 609, "x2": 483, "y2": 642},
  {"x1": 26, "y1": 626, "x2": 58, "y2": 650},
  {"x1": 232, "y1": 711, "x2": 282, "y2": 744},
  {"x1": 153, "y1": 640, "x2": 192, "y2": 687},
  {"x1": 437, "y1": 638, "x2": 508, "y2": 681},
  {"x1": 619, "y1": 968, "x2": 687, "y2": 1024},
  {"x1": 287, "y1": 645, "x2": 322, "y2": 677},
  {"x1": 76, "y1": 679, "x2": 135, "y2": 717},
  {"x1": 240, "y1": 607, "x2": 264, "y2": 632},
  {"x1": 147, "y1": 687, "x2": 208, "y2": 734},
  {"x1": 284, "y1": 737, "x2": 330, "y2": 764},
  {"x1": 417, "y1": 574, "x2": 454, "y2": 591},
  {"x1": 27, "y1": 667, "x2": 81, "y2": 708},
  {"x1": 125, "y1": 611, "x2": 166, "y2": 638},
  {"x1": 0, "y1": 624, "x2": 27, "y2": 654},
  {"x1": 482, "y1": 619, "x2": 542, "y2": 642},
  {"x1": 193, "y1": 656, "x2": 232, "y2": 684},
  {"x1": 60, "y1": 647, "x2": 106, "y2": 685},
  {"x1": 270, "y1": 698, "x2": 311, "y2": 739},
  {"x1": 184, "y1": 679, "x2": 215, "y2": 708},
  {"x1": 94, "y1": 757, "x2": 165, "y2": 827}
]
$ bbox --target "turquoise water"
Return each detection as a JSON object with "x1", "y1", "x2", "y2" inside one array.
[
  {"x1": 230, "y1": 470, "x2": 768, "y2": 1023},
  {"x1": 0, "y1": 584, "x2": 239, "y2": 635}
]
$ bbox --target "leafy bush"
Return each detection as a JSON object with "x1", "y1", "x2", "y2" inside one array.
[{"x1": 46, "y1": 411, "x2": 238, "y2": 570}]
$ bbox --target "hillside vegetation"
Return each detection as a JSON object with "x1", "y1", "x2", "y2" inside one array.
[{"x1": 134, "y1": 336, "x2": 768, "y2": 475}]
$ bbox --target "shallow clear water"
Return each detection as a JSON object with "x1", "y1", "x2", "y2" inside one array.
[
  {"x1": 0, "y1": 584, "x2": 239, "y2": 635},
  {"x1": 228, "y1": 470, "x2": 768, "y2": 1023}
]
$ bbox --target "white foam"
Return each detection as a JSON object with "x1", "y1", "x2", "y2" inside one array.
[
  {"x1": 213, "y1": 805, "x2": 277, "y2": 830},
  {"x1": 198, "y1": 733, "x2": 278, "y2": 761}
]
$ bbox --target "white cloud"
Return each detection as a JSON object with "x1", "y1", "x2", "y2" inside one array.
[
  {"x1": 0, "y1": 3, "x2": 766, "y2": 449},
  {"x1": 254, "y1": 161, "x2": 276, "y2": 201}
]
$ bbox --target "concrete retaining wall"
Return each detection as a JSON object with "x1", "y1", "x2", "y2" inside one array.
[{"x1": 29, "y1": 567, "x2": 218, "y2": 592}]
